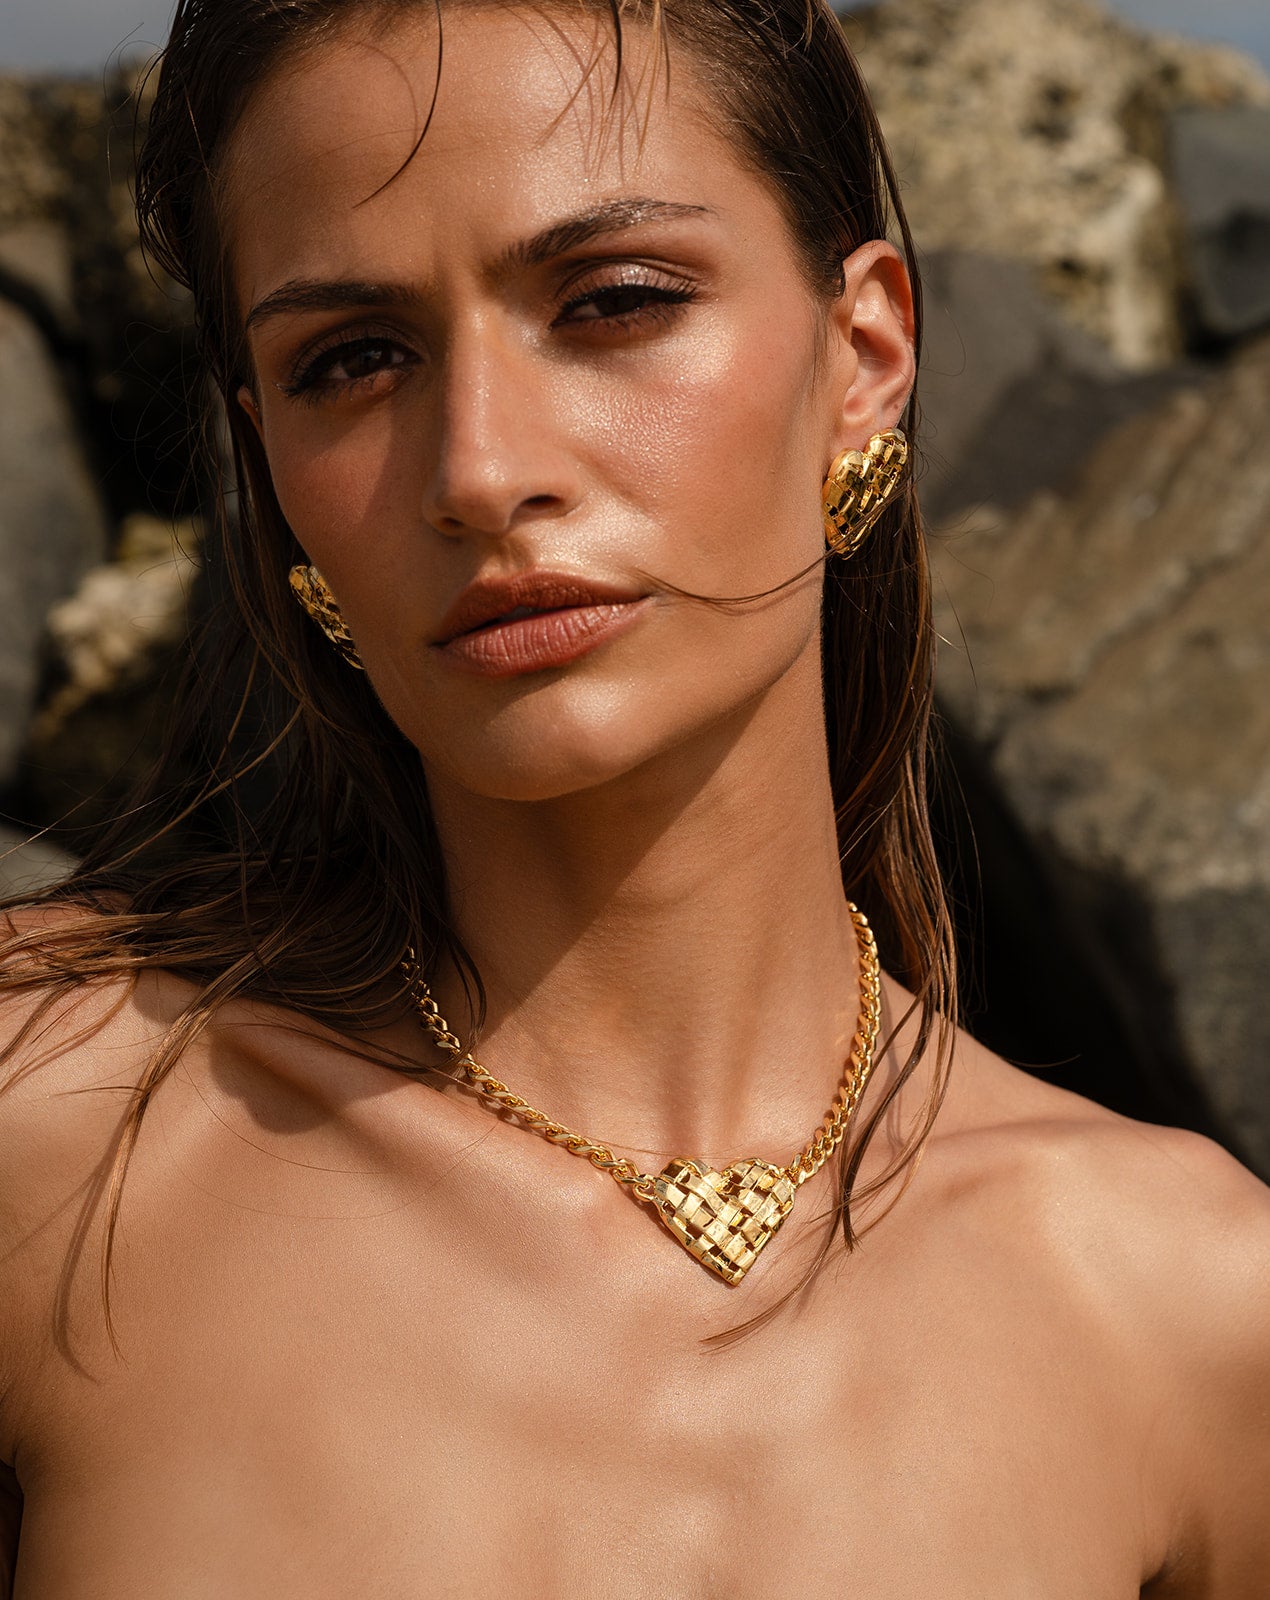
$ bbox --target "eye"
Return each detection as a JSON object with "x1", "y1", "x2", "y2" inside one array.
[
  {"x1": 280, "y1": 331, "x2": 419, "y2": 403},
  {"x1": 553, "y1": 270, "x2": 697, "y2": 331}
]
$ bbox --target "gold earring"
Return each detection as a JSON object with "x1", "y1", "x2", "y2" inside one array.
[
  {"x1": 822, "y1": 427, "x2": 909, "y2": 558},
  {"x1": 288, "y1": 564, "x2": 365, "y2": 671}
]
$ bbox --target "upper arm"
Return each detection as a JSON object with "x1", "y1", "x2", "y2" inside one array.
[
  {"x1": 1140, "y1": 1131, "x2": 1270, "y2": 1595},
  {"x1": 0, "y1": 973, "x2": 146, "y2": 1455},
  {"x1": 1188, "y1": 1142, "x2": 1270, "y2": 1596}
]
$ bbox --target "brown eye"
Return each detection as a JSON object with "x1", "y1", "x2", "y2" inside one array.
[
  {"x1": 554, "y1": 276, "x2": 696, "y2": 330},
  {"x1": 337, "y1": 341, "x2": 402, "y2": 379},
  {"x1": 282, "y1": 334, "x2": 418, "y2": 401}
]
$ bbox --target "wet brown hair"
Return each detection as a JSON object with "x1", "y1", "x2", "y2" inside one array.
[{"x1": 1, "y1": 0, "x2": 954, "y2": 1344}]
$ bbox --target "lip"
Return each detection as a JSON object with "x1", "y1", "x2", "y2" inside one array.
[{"x1": 432, "y1": 570, "x2": 650, "y2": 679}]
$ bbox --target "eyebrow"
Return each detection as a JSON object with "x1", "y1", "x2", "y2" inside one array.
[
  {"x1": 497, "y1": 197, "x2": 713, "y2": 273},
  {"x1": 243, "y1": 197, "x2": 714, "y2": 333},
  {"x1": 244, "y1": 277, "x2": 424, "y2": 333}
]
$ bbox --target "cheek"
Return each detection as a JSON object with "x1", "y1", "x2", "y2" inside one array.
[
  {"x1": 256, "y1": 297, "x2": 825, "y2": 598},
  {"x1": 260, "y1": 407, "x2": 425, "y2": 563},
  {"x1": 578, "y1": 309, "x2": 827, "y2": 588}
]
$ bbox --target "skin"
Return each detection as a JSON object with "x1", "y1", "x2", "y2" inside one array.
[{"x1": 2, "y1": 7, "x2": 1270, "y2": 1596}]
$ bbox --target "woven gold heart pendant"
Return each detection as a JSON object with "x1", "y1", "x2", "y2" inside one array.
[{"x1": 652, "y1": 1157, "x2": 798, "y2": 1285}]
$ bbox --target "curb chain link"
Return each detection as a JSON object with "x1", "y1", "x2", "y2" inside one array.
[{"x1": 403, "y1": 903, "x2": 881, "y2": 1205}]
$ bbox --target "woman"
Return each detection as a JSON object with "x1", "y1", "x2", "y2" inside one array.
[{"x1": 1, "y1": 0, "x2": 1267, "y2": 1591}]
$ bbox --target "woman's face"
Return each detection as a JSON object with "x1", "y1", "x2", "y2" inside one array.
[{"x1": 229, "y1": 4, "x2": 910, "y2": 802}]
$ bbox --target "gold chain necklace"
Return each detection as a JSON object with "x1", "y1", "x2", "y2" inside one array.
[{"x1": 404, "y1": 902, "x2": 882, "y2": 1285}]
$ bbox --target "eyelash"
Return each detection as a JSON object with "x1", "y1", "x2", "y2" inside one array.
[
  {"x1": 278, "y1": 325, "x2": 414, "y2": 404},
  {"x1": 278, "y1": 270, "x2": 698, "y2": 404},
  {"x1": 552, "y1": 271, "x2": 697, "y2": 329}
]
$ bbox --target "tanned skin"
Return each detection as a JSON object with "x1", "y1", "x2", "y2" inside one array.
[{"x1": 2, "y1": 9, "x2": 1268, "y2": 1595}]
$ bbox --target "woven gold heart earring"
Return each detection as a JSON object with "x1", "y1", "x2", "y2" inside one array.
[
  {"x1": 288, "y1": 564, "x2": 365, "y2": 671},
  {"x1": 822, "y1": 427, "x2": 909, "y2": 558}
]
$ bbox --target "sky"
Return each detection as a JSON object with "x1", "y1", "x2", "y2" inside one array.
[{"x1": 1, "y1": 0, "x2": 1269, "y2": 73}]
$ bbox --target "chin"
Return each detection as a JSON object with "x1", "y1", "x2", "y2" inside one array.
[
  {"x1": 391, "y1": 614, "x2": 819, "y2": 805},
  {"x1": 409, "y1": 686, "x2": 687, "y2": 804}
]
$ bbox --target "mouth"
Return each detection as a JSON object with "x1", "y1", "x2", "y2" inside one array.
[
  {"x1": 433, "y1": 571, "x2": 650, "y2": 678},
  {"x1": 435, "y1": 572, "x2": 648, "y2": 643},
  {"x1": 451, "y1": 601, "x2": 578, "y2": 636}
]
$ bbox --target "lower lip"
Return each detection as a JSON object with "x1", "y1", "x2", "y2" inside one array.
[{"x1": 436, "y1": 600, "x2": 649, "y2": 678}]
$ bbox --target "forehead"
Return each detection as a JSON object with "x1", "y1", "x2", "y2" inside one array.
[{"x1": 221, "y1": 6, "x2": 747, "y2": 302}]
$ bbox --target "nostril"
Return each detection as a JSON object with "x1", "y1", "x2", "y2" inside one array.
[{"x1": 424, "y1": 483, "x2": 572, "y2": 538}]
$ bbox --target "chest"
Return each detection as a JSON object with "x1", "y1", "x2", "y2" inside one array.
[{"x1": 14, "y1": 1158, "x2": 1158, "y2": 1600}]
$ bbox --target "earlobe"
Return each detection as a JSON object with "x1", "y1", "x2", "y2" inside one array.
[
  {"x1": 827, "y1": 240, "x2": 917, "y2": 451},
  {"x1": 236, "y1": 382, "x2": 264, "y2": 441}
]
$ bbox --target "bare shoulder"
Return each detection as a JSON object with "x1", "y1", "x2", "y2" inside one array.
[
  {"x1": 0, "y1": 907, "x2": 427, "y2": 1375},
  {"x1": 0, "y1": 909, "x2": 338, "y2": 1453},
  {"x1": 942, "y1": 1029, "x2": 1270, "y2": 1313},
  {"x1": 0, "y1": 906, "x2": 154, "y2": 1184},
  {"x1": 0, "y1": 901, "x2": 391, "y2": 1167},
  {"x1": 933, "y1": 1027, "x2": 1270, "y2": 1588},
  {"x1": 0, "y1": 908, "x2": 372, "y2": 1234},
  {"x1": 0, "y1": 912, "x2": 163, "y2": 1290}
]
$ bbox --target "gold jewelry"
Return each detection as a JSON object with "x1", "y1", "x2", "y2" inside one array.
[
  {"x1": 822, "y1": 427, "x2": 909, "y2": 558},
  {"x1": 405, "y1": 903, "x2": 881, "y2": 1285},
  {"x1": 288, "y1": 564, "x2": 365, "y2": 671}
]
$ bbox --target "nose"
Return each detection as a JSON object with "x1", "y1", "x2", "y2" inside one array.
[{"x1": 422, "y1": 322, "x2": 580, "y2": 540}]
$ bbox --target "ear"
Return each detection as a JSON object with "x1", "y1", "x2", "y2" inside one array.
[
  {"x1": 236, "y1": 382, "x2": 264, "y2": 443},
  {"x1": 823, "y1": 240, "x2": 916, "y2": 455}
]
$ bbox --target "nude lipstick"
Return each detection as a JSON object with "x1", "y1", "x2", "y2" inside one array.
[{"x1": 432, "y1": 572, "x2": 650, "y2": 679}]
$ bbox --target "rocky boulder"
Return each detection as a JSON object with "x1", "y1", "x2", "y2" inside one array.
[
  {"x1": 0, "y1": 71, "x2": 196, "y2": 522},
  {"x1": 0, "y1": 69, "x2": 204, "y2": 822},
  {"x1": 844, "y1": 0, "x2": 1270, "y2": 369},
  {"x1": 18, "y1": 513, "x2": 202, "y2": 838},
  {"x1": 932, "y1": 334, "x2": 1270, "y2": 1171},
  {"x1": 0, "y1": 71, "x2": 180, "y2": 336},
  {"x1": 1171, "y1": 106, "x2": 1270, "y2": 341},
  {"x1": 915, "y1": 249, "x2": 1211, "y2": 520},
  {"x1": 0, "y1": 298, "x2": 109, "y2": 787}
]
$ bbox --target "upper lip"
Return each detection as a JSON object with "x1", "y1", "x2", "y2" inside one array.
[{"x1": 432, "y1": 571, "x2": 647, "y2": 645}]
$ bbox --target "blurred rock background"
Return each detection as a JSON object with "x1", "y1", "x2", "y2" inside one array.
[
  {"x1": 0, "y1": 0, "x2": 1268, "y2": 1169},
  {"x1": 0, "y1": 64, "x2": 204, "y2": 887},
  {"x1": 844, "y1": 0, "x2": 1270, "y2": 1171}
]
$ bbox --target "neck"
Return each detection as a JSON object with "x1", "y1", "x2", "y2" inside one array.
[{"x1": 423, "y1": 655, "x2": 867, "y2": 1170}]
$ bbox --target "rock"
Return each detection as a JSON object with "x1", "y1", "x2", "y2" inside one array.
[
  {"x1": 843, "y1": 0, "x2": 1270, "y2": 369},
  {"x1": 918, "y1": 252, "x2": 1094, "y2": 512},
  {"x1": 1149, "y1": 32, "x2": 1270, "y2": 115},
  {"x1": 1171, "y1": 106, "x2": 1270, "y2": 340},
  {"x1": 0, "y1": 298, "x2": 109, "y2": 788},
  {"x1": 0, "y1": 73, "x2": 164, "y2": 309},
  {"x1": 0, "y1": 219, "x2": 76, "y2": 330},
  {"x1": 17, "y1": 514, "x2": 203, "y2": 840},
  {"x1": 34, "y1": 512, "x2": 199, "y2": 735},
  {"x1": 0, "y1": 824, "x2": 75, "y2": 898},
  {"x1": 916, "y1": 249, "x2": 1206, "y2": 519},
  {"x1": 0, "y1": 71, "x2": 197, "y2": 518},
  {"x1": 0, "y1": 79, "x2": 81, "y2": 229},
  {"x1": 932, "y1": 334, "x2": 1270, "y2": 1171}
]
